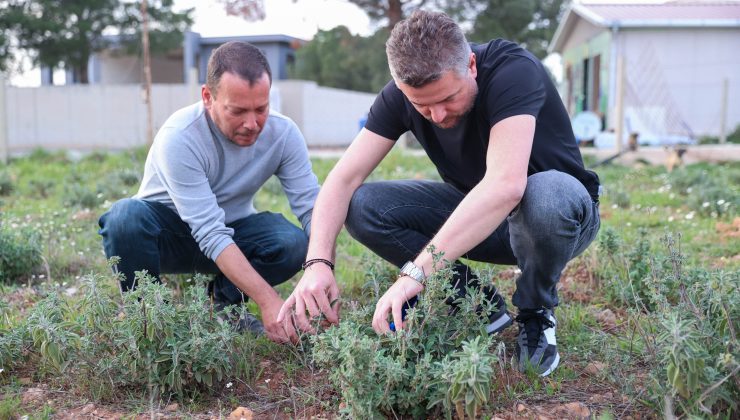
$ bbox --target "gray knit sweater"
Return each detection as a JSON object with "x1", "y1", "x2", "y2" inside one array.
[{"x1": 136, "y1": 102, "x2": 319, "y2": 261}]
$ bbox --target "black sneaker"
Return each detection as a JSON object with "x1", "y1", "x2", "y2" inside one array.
[
  {"x1": 515, "y1": 308, "x2": 559, "y2": 376},
  {"x1": 214, "y1": 301, "x2": 265, "y2": 335},
  {"x1": 483, "y1": 287, "x2": 513, "y2": 335}
]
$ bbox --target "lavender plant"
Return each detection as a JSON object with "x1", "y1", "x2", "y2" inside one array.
[{"x1": 312, "y1": 251, "x2": 501, "y2": 418}]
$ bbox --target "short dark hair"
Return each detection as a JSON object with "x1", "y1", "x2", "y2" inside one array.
[
  {"x1": 206, "y1": 41, "x2": 272, "y2": 95},
  {"x1": 386, "y1": 10, "x2": 470, "y2": 88}
]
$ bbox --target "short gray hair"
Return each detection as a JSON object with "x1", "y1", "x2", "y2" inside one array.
[{"x1": 386, "y1": 10, "x2": 471, "y2": 88}]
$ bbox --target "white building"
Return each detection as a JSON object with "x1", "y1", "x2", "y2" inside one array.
[{"x1": 549, "y1": 1, "x2": 740, "y2": 144}]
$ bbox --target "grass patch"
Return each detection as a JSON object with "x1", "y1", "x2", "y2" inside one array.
[{"x1": 0, "y1": 148, "x2": 737, "y2": 417}]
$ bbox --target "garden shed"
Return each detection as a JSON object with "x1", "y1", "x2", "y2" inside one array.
[{"x1": 549, "y1": 1, "x2": 740, "y2": 144}]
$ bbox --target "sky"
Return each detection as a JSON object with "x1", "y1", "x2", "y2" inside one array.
[
  {"x1": 177, "y1": 0, "x2": 374, "y2": 39},
  {"x1": 8, "y1": 0, "x2": 565, "y2": 86},
  {"x1": 9, "y1": 0, "x2": 374, "y2": 86}
]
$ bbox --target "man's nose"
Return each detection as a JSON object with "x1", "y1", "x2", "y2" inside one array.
[
  {"x1": 429, "y1": 106, "x2": 447, "y2": 124},
  {"x1": 242, "y1": 113, "x2": 257, "y2": 130}
]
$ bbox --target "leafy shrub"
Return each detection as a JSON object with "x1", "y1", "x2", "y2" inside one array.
[
  {"x1": 0, "y1": 171, "x2": 13, "y2": 196},
  {"x1": 595, "y1": 229, "x2": 739, "y2": 417},
  {"x1": 2, "y1": 267, "x2": 260, "y2": 401},
  {"x1": 0, "y1": 227, "x2": 42, "y2": 283},
  {"x1": 64, "y1": 184, "x2": 101, "y2": 209},
  {"x1": 312, "y1": 252, "x2": 501, "y2": 418},
  {"x1": 669, "y1": 167, "x2": 738, "y2": 217},
  {"x1": 28, "y1": 179, "x2": 55, "y2": 199}
]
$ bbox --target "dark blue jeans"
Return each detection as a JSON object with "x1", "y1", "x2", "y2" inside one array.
[
  {"x1": 98, "y1": 199, "x2": 308, "y2": 305},
  {"x1": 345, "y1": 170, "x2": 600, "y2": 309}
]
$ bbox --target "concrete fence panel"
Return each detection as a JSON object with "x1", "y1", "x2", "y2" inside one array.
[{"x1": 4, "y1": 81, "x2": 377, "y2": 155}]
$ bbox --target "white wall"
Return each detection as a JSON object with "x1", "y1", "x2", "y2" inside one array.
[
  {"x1": 277, "y1": 80, "x2": 376, "y2": 147},
  {"x1": 3, "y1": 81, "x2": 376, "y2": 153},
  {"x1": 619, "y1": 28, "x2": 740, "y2": 137}
]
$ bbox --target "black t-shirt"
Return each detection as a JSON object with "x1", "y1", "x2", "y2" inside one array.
[{"x1": 364, "y1": 39, "x2": 600, "y2": 201}]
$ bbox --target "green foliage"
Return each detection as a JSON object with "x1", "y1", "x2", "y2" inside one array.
[
  {"x1": 0, "y1": 396, "x2": 22, "y2": 420},
  {"x1": 1, "y1": 266, "x2": 263, "y2": 401},
  {"x1": 445, "y1": 0, "x2": 565, "y2": 59},
  {"x1": 669, "y1": 166, "x2": 739, "y2": 217},
  {"x1": 0, "y1": 0, "x2": 192, "y2": 83},
  {"x1": 0, "y1": 171, "x2": 13, "y2": 196},
  {"x1": 430, "y1": 335, "x2": 498, "y2": 419},
  {"x1": 0, "y1": 226, "x2": 42, "y2": 283},
  {"x1": 290, "y1": 26, "x2": 391, "y2": 93},
  {"x1": 698, "y1": 124, "x2": 740, "y2": 145},
  {"x1": 312, "y1": 252, "x2": 500, "y2": 418},
  {"x1": 595, "y1": 229, "x2": 739, "y2": 417}
]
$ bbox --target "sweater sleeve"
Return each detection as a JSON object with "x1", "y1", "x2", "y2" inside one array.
[
  {"x1": 151, "y1": 128, "x2": 235, "y2": 260},
  {"x1": 275, "y1": 120, "x2": 320, "y2": 233}
]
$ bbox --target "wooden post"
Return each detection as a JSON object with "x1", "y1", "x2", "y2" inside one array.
[
  {"x1": 614, "y1": 55, "x2": 625, "y2": 154},
  {"x1": 719, "y1": 78, "x2": 728, "y2": 144},
  {"x1": 141, "y1": 0, "x2": 153, "y2": 147},
  {"x1": 189, "y1": 68, "x2": 200, "y2": 104},
  {"x1": 0, "y1": 76, "x2": 8, "y2": 164}
]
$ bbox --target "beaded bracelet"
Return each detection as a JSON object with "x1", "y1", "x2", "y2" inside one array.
[{"x1": 302, "y1": 258, "x2": 335, "y2": 271}]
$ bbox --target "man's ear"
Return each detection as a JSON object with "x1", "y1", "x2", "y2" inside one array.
[
  {"x1": 202, "y1": 84, "x2": 213, "y2": 107},
  {"x1": 468, "y1": 52, "x2": 477, "y2": 79}
]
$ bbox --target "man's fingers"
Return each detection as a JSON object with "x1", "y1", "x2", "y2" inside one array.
[
  {"x1": 314, "y1": 290, "x2": 338, "y2": 325},
  {"x1": 283, "y1": 316, "x2": 299, "y2": 344},
  {"x1": 391, "y1": 299, "x2": 403, "y2": 332},
  {"x1": 277, "y1": 293, "x2": 295, "y2": 323},
  {"x1": 294, "y1": 295, "x2": 316, "y2": 333},
  {"x1": 372, "y1": 300, "x2": 390, "y2": 335},
  {"x1": 303, "y1": 292, "x2": 322, "y2": 320},
  {"x1": 328, "y1": 284, "x2": 341, "y2": 324}
]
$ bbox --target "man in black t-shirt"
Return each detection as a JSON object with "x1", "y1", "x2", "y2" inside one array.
[{"x1": 279, "y1": 10, "x2": 600, "y2": 377}]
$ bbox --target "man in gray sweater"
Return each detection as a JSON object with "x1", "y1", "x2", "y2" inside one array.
[{"x1": 99, "y1": 41, "x2": 319, "y2": 344}]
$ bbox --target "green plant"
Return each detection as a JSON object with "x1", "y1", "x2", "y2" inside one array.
[
  {"x1": 64, "y1": 184, "x2": 101, "y2": 209},
  {"x1": 0, "y1": 171, "x2": 13, "y2": 196},
  {"x1": 312, "y1": 251, "x2": 501, "y2": 418},
  {"x1": 430, "y1": 335, "x2": 498, "y2": 419},
  {"x1": 0, "y1": 226, "x2": 42, "y2": 283},
  {"x1": 0, "y1": 396, "x2": 21, "y2": 420}
]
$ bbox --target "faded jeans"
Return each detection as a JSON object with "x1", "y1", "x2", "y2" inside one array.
[
  {"x1": 98, "y1": 199, "x2": 307, "y2": 305},
  {"x1": 345, "y1": 170, "x2": 600, "y2": 309}
]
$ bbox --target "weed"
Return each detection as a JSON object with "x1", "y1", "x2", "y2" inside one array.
[
  {"x1": 0, "y1": 396, "x2": 21, "y2": 420},
  {"x1": 312, "y1": 249, "x2": 502, "y2": 418},
  {"x1": 0, "y1": 226, "x2": 43, "y2": 283},
  {"x1": 0, "y1": 171, "x2": 13, "y2": 197}
]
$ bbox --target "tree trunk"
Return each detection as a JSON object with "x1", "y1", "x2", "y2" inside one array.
[
  {"x1": 387, "y1": 0, "x2": 403, "y2": 29},
  {"x1": 141, "y1": 0, "x2": 154, "y2": 147}
]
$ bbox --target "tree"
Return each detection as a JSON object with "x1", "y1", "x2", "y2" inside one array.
[
  {"x1": 348, "y1": 0, "x2": 428, "y2": 29},
  {"x1": 290, "y1": 26, "x2": 391, "y2": 93},
  {"x1": 447, "y1": 0, "x2": 565, "y2": 59},
  {"x1": 0, "y1": 0, "x2": 193, "y2": 84},
  {"x1": 218, "y1": 0, "x2": 265, "y2": 20}
]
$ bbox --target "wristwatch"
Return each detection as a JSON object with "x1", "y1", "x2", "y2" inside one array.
[{"x1": 400, "y1": 261, "x2": 426, "y2": 285}]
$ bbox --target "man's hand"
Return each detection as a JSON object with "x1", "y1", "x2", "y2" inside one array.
[
  {"x1": 372, "y1": 276, "x2": 424, "y2": 334},
  {"x1": 260, "y1": 296, "x2": 299, "y2": 344},
  {"x1": 277, "y1": 263, "x2": 340, "y2": 333}
]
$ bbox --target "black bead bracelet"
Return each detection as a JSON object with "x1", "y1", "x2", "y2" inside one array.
[{"x1": 302, "y1": 258, "x2": 335, "y2": 271}]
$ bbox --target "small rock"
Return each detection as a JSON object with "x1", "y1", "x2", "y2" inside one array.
[
  {"x1": 517, "y1": 403, "x2": 527, "y2": 412},
  {"x1": 19, "y1": 377, "x2": 33, "y2": 385},
  {"x1": 563, "y1": 402, "x2": 590, "y2": 419},
  {"x1": 81, "y1": 403, "x2": 96, "y2": 415},
  {"x1": 596, "y1": 308, "x2": 618, "y2": 329},
  {"x1": 229, "y1": 406, "x2": 254, "y2": 420},
  {"x1": 585, "y1": 361, "x2": 607, "y2": 375},
  {"x1": 22, "y1": 387, "x2": 45, "y2": 404},
  {"x1": 165, "y1": 403, "x2": 178, "y2": 412}
]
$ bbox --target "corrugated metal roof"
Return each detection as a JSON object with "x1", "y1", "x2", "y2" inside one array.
[
  {"x1": 578, "y1": 1, "x2": 740, "y2": 22},
  {"x1": 549, "y1": 1, "x2": 740, "y2": 53}
]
